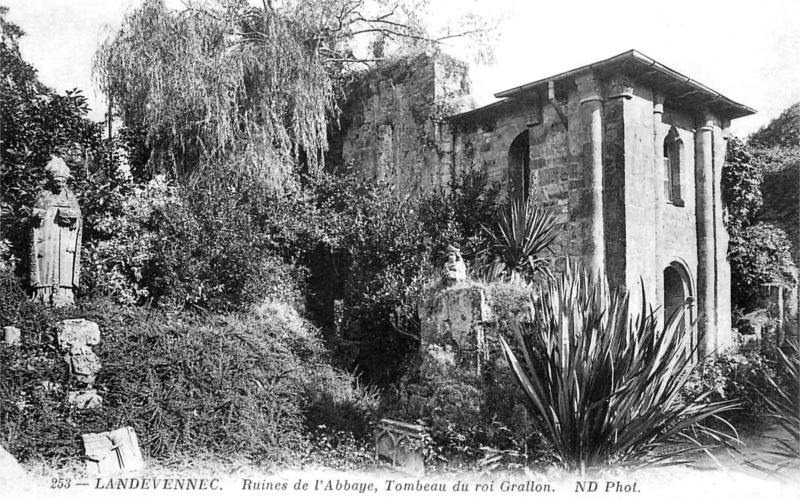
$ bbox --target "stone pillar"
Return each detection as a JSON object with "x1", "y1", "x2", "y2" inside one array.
[
  {"x1": 578, "y1": 74, "x2": 605, "y2": 276},
  {"x1": 695, "y1": 110, "x2": 716, "y2": 356},
  {"x1": 653, "y1": 94, "x2": 665, "y2": 319},
  {"x1": 714, "y1": 121, "x2": 733, "y2": 350}
]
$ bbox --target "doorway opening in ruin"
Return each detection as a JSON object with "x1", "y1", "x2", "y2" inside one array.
[
  {"x1": 663, "y1": 261, "x2": 696, "y2": 357},
  {"x1": 508, "y1": 131, "x2": 530, "y2": 202}
]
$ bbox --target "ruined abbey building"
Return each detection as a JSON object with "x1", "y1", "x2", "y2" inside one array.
[{"x1": 333, "y1": 50, "x2": 755, "y2": 356}]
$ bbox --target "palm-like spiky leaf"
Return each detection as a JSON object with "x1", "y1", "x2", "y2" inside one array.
[
  {"x1": 498, "y1": 262, "x2": 738, "y2": 470},
  {"x1": 482, "y1": 197, "x2": 560, "y2": 280}
]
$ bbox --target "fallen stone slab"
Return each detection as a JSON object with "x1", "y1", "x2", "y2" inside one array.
[
  {"x1": 82, "y1": 426, "x2": 143, "y2": 475},
  {"x1": 3, "y1": 326, "x2": 21, "y2": 346}
]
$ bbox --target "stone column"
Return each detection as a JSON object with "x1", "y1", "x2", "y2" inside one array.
[
  {"x1": 695, "y1": 110, "x2": 716, "y2": 356},
  {"x1": 578, "y1": 74, "x2": 605, "y2": 276},
  {"x1": 714, "y1": 121, "x2": 733, "y2": 350},
  {"x1": 653, "y1": 94, "x2": 665, "y2": 319}
]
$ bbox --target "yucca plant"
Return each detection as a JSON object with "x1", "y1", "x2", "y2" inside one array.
[
  {"x1": 482, "y1": 197, "x2": 561, "y2": 281},
  {"x1": 758, "y1": 341, "x2": 800, "y2": 469},
  {"x1": 498, "y1": 263, "x2": 738, "y2": 470}
]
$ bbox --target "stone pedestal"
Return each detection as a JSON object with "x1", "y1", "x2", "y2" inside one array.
[{"x1": 419, "y1": 285, "x2": 492, "y2": 372}]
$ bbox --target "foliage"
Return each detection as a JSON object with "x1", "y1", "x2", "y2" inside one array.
[
  {"x1": 759, "y1": 342, "x2": 800, "y2": 465},
  {"x1": 728, "y1": 222, "x2": 796, "y2": 308},
  {"x1": 482, "y1": 197, "x2": 561, "y2": 281},
  {"x1": 0, "y1": 8, "x2": 129, "y2": 277},
  {"x1": 95, "y1": 0, "x2": 334, "y2": 179},
  {"x1": 749, "y1": 103, "x2": 800, "y2": 149},
  {"x1": 498, "y1": 263, "x2": 738, "y2": 470},
  {"x1": 723, "y1": 106, "x2": 800, "y2": 311},
  {"x1": 416, "y1": 160, "x2": 501, "y2": 263},
  {"x1": 722, "y1": 136, "x2": 763, "y2": 232},
  {"x1": 95, "y1": 0, "x2": 496, "y2": 182},
  {"x1": 681, "y1": 352, "x2": 776, "y2": 423},
  {"x1": 0, "y1": 270, "x2": 378, "y2": 465}
]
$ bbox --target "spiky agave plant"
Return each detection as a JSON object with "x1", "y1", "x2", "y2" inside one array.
[
  {"x1": 759, "y1": 341, "x2": 800, "y2": 469},
  {"x1": 481, "y1": 197, "x2": 561, "y2": 281},
  {"x1": 498, "y1": 263, "x2": 738, "y2": 470}
]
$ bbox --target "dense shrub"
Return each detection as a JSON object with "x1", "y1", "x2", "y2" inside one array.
[
  {"x1": 728, "y1": 222, "x2": 796, "y2": 309},
  {"x1": 0, "y1": 270, "x2": 379, "y2": 465},
  {"x1": 681, "y1": 352, "x2": 776, "y2": 425}
]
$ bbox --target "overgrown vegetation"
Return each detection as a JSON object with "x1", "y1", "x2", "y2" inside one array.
[
  {"x1": 499, "y1": 263, "x2": 738, "y2": 470},
  {"x1": 0, "y1": 7, "x2": 129, "y2": 280},
  {"x1": 0, "y1": 269, "x2": 379, "y2": 465},
  {"x1": 723, "y1": 109, "x2": 799, "y2": 312}
]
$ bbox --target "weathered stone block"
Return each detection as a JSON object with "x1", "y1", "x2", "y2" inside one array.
[
  {"x1": 69, "y1": 389, "x2": 103, "y2": 410},
  {"x1": 3, "y1": 326, "x2": 20, "y2": 346},
  {"x1": 56, "y1": 319, "x2": 100, "y2": 350},
  {"x1": 419, "y1": 285, "x2": 490, "y2": 362},
  {"x1": 55, "y1": 319, "x2": 102, "y2": 387}
]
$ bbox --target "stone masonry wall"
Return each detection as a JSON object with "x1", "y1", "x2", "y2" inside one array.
[
  {"x1": 659, "y1": 105, "x2": 699, "y2": 296},
  {"x1": 340, "y1": 55, "x2": 471, "y2": 196},
  {"x1": 621, "y1": 84, "x2": 658, "y2": 303},
  {"x1": 340, "y1": 55, "x2": 736, "y2": 348}
]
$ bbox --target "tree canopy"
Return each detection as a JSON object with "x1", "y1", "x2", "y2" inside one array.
[{"x1": 94, "y1": 0, "x2": 496, "y2": 184}]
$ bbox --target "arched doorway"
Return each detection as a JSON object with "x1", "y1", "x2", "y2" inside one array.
[
  {"x1": 663, "y1": 262, "x2": 696, "y2": 355},
  {"x1": 508, "y1": 131, "x2": 530, "y2": 201}
]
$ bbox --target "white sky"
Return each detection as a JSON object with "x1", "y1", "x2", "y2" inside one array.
[{"x1": 4, "y1": 0, "x2": 800, "y2": 137}]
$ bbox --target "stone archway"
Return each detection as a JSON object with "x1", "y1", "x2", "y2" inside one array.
[
  {"x1": 508, "y1": 131, "x2": 530, "y2": 201},
  {"x1": 663, "y1": 261, "x2": 696, "y2": 354}
]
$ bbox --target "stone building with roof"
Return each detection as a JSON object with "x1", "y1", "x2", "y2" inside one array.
[{"x1": 337, "y1": 50, "x2": 755, "y2": 355}]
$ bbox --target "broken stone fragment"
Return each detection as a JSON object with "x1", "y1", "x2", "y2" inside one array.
[
  {"x1": 3, "y1": 326, "x2": 21, "y2": 346},
  {"x1": 68, "y1": 389, "x2": 103, "y2": 410},
  {"x1": 54, "y1": 319, "x2": 102, "y2": 387},
  {"x1": 55, "y1": 319, "x2": 100, "y2": 350},
  {"x1": 68, "y1": 348, "x2": 102, "y2": 385},
  {"x1": 82, "y1": 427, "x2": 143, "y2": 475}
]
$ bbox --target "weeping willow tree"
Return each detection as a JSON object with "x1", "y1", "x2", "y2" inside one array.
[
  {"x1": 94, "y1": 0, "x2": 497, "y2": 187},
  {"x1": 94, "y1": 0, "x2": 335, "y2": 186}
]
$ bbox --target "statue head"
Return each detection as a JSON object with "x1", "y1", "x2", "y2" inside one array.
[
  {"x1": 443, "y1": 243, "x2": 466, "y2": 285},
  {"x1": 45, "y1": 157, "x2": 71, "y2": 194}
]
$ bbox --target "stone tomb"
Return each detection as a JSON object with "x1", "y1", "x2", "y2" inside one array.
[{"x1": 374, "y1": 419, "x2": 426, "y2": 476}]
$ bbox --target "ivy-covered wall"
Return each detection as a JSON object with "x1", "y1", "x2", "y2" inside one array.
[{"x1": 337, "y1": 54, "x2": 472, "y2": 196}]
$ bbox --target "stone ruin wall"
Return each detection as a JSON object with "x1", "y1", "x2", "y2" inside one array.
[
  {"x1": 337, "y1": 55, "x2": 733, "y2": 346},
  {"x1": 339, "y1": 54, "x2": 472, "y2": 197},
  {"x1": 452, "y1": 82, "x2": 598, "y2": 270}
]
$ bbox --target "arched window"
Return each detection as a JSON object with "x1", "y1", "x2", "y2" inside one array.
[
  {"x1": 508, "y1": 131, "x2": 530, "y2": 201},
  {"x1": 663, "y1": 128, "x2": 684, "y2": 205}
]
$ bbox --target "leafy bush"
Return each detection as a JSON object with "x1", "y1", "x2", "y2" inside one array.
[
  {"x1": 681, "y1": 352, "x2": 776, "y2": 424},
  {"x1": 499, "y1": 263, "x2": 738, "y2": 470},
  {"x1": 1, "y1": 9, "x2": 128, "y2": 276},
  {"x1": 0, "y1": 271, "x2": 378, "y2": 465},
  {"x1": 760, "y1": 343, "x2": 800, "y2": 464},
  {"x1": 728, "y1": 222, "x2": 796, "y2": 309}
]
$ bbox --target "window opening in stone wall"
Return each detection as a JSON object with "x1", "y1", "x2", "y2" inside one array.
[
  {"x1": 663, "y1": 128, "x2": 684, "y2": 206},
  {"x1": 508, "y1": 131, "x2": 530, "y2": 201}
]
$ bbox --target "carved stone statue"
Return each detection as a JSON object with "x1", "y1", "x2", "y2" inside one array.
[
  {"x1": 30, "y1": 157, "x2": 82, "y2": 307},
  {"x1": 443, "y1": 244, "x2": 466, "y2": 286}
]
